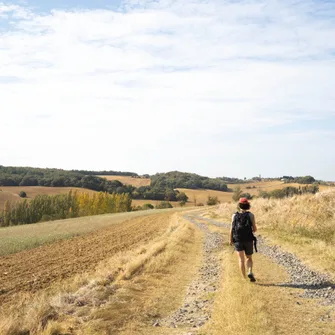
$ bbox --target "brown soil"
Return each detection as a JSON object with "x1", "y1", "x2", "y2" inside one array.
[{"x1": 0, "y1": 213, "x2": 170, "y2": 308}]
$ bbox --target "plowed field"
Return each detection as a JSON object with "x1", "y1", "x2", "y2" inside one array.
[{"x1": 0, "y1": 213, "x2": 170, "y2": 308}]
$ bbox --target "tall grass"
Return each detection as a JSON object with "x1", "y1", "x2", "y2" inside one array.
[
  {"x1": 218, "y1": 190, "x2": 335, "y2": 244},
  {"x1": 217, "y1": 190, "x2": 335, "y2": 275}
]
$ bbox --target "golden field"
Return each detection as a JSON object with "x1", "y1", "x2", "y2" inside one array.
[
  {"x1": 97, "y1": 175, "x2": 151, "y2": 187},
  {"x1": 179, "y1": 181, "x2": 333, "y2": 205}
]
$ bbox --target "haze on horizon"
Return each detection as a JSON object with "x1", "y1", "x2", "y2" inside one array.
[{"x1": 1, "y1": 0, "x2": 334, "y2": 181}]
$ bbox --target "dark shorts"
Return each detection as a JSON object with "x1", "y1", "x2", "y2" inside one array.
[{"x1": 234, "y1": 241, "x2": 253, "y2": 255}]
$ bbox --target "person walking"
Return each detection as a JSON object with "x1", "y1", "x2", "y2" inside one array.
[{"x1": 229, "y1": 197, "x2": 257, "y2": 282}]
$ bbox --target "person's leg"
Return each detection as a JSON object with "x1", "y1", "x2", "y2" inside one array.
[
  {"x1": 246, "y1": 254, "x2": 253, "y2": 274},
  {"x1": 245, "y1": 242, "x2": 256, "y2": 282},
  {"x1": 246, "y1": 254, "x2": 256, "y2": 282},
  {"x1": 236, "y1": 251, "x2": 246, "y2": 278}
]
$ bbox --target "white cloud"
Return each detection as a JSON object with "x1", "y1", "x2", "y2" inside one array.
[{"x1": 0, "y1": 0, "x2": 334, "y2": 179}]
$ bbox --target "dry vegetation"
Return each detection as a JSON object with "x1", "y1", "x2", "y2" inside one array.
[
  {"x1": 206, "y1": 244, "x2": 334, "y2": 335},
  {"x1": 217, "y1": 189, "x2": 335, "y2": 277},
  {"x1": 0, "y1": 213, "x2": 203, "y2": 335},
  {"x1": 98, "y1": 175, "x2": 151, "y2": 187},
  {"x1": 0, "y1": 186, "x2": 96, "y2": 210},
  {"x1": 179, "y1": 181, "x2": 333, "y2": 206}
]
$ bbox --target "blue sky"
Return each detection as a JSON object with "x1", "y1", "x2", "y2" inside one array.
[
  {"x1": 0, "y1": 0, "x2": 335, "y2": 181},
  {"x1": 12, "y1": 0, "x2": 122, "y2": 10}
]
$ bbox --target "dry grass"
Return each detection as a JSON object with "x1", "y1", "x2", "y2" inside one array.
[
  {"x1": 228, "y1": 181, "x2": 332, "y2": 195},
  {"x1": 217, "y1": 189, "x2": 335, "y2": 277},
  {"x1": 178, "y1": 181, "x2": 333, "y2": 206},
  {"x1": 98, "y1": 175, "x2": 151, "y2": 187},
  {"x1": 206, "y1": 241, "x2": 334, "y2": 335},
  {"x1": 0, "y1": 213, "x2": 203, "y2": 335},
  {"x1": 177, "y1": 188, "x2": 233, "y2": 204}
]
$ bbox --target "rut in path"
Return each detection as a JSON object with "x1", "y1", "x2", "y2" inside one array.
[{"x1": 154, "y1": 215, "x2": 223, "y2": 333}]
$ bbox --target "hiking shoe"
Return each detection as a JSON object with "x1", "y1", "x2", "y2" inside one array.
[{"x1": 248, "y1": 273, "x2": 256, "y2": 282}]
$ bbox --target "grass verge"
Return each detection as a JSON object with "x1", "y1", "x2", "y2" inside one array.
[
  {"x1": 205, "y1": 234, "x2": 335, "y2": 335},
  {"x1": 216, "y1": 190, "x2": 335, "y2": 278},
  {"x1": 0, "y1": 214, "x2": 203, "y2": 335}
]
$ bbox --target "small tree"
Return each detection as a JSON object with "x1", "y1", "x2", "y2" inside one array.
[
  {"x1": 19, "y1": 191, "x2": 27, "y2": 198},
  {"x1": 176, "y1": 192, "x2": 188, "y2": 203}
]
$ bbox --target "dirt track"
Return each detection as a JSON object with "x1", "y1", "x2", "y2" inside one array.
[{"x1": 0, "y1": 213, "x2": 170, "y2": 308}]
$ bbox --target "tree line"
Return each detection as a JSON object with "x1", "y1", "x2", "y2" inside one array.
[
  {"x1": 71, "y1": 169, "x2": 139, "y2": 177},
  {"x1": 281, "y1": 175, "x2": 316, "y2": 184},
  {"x1": 150, "y1": 171, "x2": 229, "y2": 191},
  {"x1": 0, "y1": 167, "x2": 229, "y2": 202},
  {"x1": 0, "y1": 191, "x2": 132, "y2": 227},
  {"x1": 258, "y1": 185, "x2": 319, "y2": 199}
]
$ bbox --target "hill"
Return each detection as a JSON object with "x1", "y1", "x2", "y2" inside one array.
[{"x1": 0, "y1": 193, "x2": 334, "y2": 334}]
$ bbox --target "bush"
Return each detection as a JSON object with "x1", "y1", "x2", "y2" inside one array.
[
  {"x1": 155, "y1": 201, "x2": 173, "y2": 209},
  {"x1": 142, "y1": 203, "x2": 154, "y2": 210},
  {"x1": 207, "y1": 196, "x2": 220, "y2": 206},
  {"x1": 196, "y1": 203, "x2": 204, "y2": 206},
  {"x1": 176, "y1": 192, "x2": 189, "y2": 202},
  {"x1": 19, "y1": 191, "x2": 27, "y2": 198}
]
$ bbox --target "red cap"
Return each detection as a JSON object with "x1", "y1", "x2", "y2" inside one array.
[{"x1": 239, "y1": 197, "x2": 250, "y2": 204}]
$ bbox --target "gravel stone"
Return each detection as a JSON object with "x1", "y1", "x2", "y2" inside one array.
[
  {"x1": 157, "y1": 215, "x2": 223, "y2": 330},
  {"x1": 199, "y1": 216, "x2": 335, "y2": 306}
]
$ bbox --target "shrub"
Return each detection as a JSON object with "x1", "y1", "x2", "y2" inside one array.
[
  {"x1": 207, "y1": 196, "x2": 220, "y2": 206},
  {"x1": 196, "y1": 203, "x2": 204, "y2": 206},
  {"x1": 19, "y1": 191, "x2": 27, "y2": 198},
  {"x1": 176, "y1": 192, "x2": 189, "y2": 202},
  {"x1": 155, "y1": 201, "x2": 173, "y2": 209},
  {"x1": 142, "y1": 203, "x2": 154, "y2": 210}
]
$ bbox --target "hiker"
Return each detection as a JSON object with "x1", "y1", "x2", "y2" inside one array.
[{"x1": 229, "y1": 197, "x2": 257, "y2": 282}]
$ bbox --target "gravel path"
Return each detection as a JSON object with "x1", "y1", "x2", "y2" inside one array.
[
  {"x1": 154, "y1": 215, "x2": 223, "y2": 333},
  {"x1": 153, "y1": 214, "x2": 334, "y2": 333},
  {"x1": 199, "y1": 215, "x2": 335, "y2": 306}
]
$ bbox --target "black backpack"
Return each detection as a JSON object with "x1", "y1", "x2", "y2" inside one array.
[{"x1": 232, "y1": 211, "x2": 254, "y2": 242}]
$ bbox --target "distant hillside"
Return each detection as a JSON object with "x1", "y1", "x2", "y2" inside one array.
[
  {"x1": 150, "y1": 171, "x2": 229, "y2": 191},
  {"x1": 0, "y1": 166, "x2": 134, "y2": 194}
]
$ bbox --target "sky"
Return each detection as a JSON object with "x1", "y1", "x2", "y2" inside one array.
[{"x1": 1, "y1": 0, "x2": 335, "y2": 181}]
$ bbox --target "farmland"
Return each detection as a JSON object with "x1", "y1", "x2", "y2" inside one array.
[
  {"x1": 1, "y1": 181, "x2": 333, "y2": 212},
  {"x1": 98, "y1": 175, "x2": 151, "y2": 187},
  {"x1": 0, "y1": 191, "x2": 334, "y2": 334}
]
